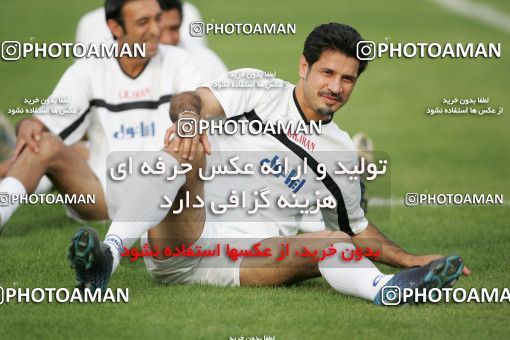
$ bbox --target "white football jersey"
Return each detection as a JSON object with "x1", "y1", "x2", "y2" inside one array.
[
  {"x1": 179, "y1": 2, "x2": 207, "y2": 49},
  {"x1": 36, "y1": 45, "x2": 202, "y2": 187},
  {"x1": 202, "y1": 68, "x2": 368, "y2": 238},
  {"x1": 75, "y1": 7, "x2": 114, "y2": 46}
]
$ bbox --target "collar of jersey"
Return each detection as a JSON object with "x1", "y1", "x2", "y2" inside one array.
[
  {"x1": 115, "y1": 57, "x2": 152, "y2": 80},
  {"x1": 292, "y1": 87, "x2": 332, "y2": 126}
]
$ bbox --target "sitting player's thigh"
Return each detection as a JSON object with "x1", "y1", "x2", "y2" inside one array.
[
  {"x1": 68, "y1": 140, "x2": 90, "y2": 161},
  {"x1": 148, "y1": 144, "x2": 207, "y2": 253},
  {"x1": 240, "y1": 230, "x2": 351, "y2": 286},
  {"x1": 46, "y1": 145, "x2": 107, "y2": 221}
]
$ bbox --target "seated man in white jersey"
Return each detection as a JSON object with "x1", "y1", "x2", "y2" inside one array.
[
  {"x1": 10, "y1": 0, "x2": 226, "y2": 203},
  {"x1": 69, "y1": 23, "x2": 469, "y2": 306},
  {"x1": 76, "y1": 0, "x2": 226, "y2": 79},
  {"x1": 0, "y1": 0, "x2": 205, "y2": 229}
]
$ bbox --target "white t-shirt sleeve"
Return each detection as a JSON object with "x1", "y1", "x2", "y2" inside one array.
[
  {"x1": 173, "y1": 49, "x2": 205, "y2": 92},
  {"x1": 180, "y1": 2, "x2": 207, "y2": 49},
  {"x1": 189, "y1": 47, "x2": 228, "y2": 82},
  {"x1": 75, "y1": 7, "x2": 111, "y2": 46},
  {"x1": 203, "y1": 68, "x2": 287, "y2": 119},
  {"x1": 35, "y1": 62, "x2": 92, "y2": 146}
]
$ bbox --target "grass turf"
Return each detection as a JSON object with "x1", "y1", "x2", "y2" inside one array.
[{"x1": 0, "y1": 0, "x2": 509, "y2": 339}]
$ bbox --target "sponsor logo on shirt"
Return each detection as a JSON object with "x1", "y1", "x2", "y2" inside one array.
[
  {"x1": 287, "y1": 132, "x2": 316, "y2": 152},
  {"x1": 113, "y1": 121, "x2": 156, "y2": 139},
  {"x1": 118, "y1": 87, "x2": 151, "y2": 99},
  {"x1": 260, "y1": 155, "x2": 306, "y2": 193}
]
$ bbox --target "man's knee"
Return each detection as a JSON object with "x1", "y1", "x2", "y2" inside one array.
[
  {"x1": 23, "y1": 132, "x2": 65, "y2": 163},
  {"x1": 162, "y1": 143, "x2": 206, "y2": 188}
]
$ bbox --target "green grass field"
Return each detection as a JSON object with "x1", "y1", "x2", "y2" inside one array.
[{"x1": 1, "y1": 0, "x2": 509, "y2": 339}]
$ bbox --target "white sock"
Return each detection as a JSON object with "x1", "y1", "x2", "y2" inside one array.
[
  {"x1": 0, "y1": 177, "x2": 27, "y2": 227},
  {"x1": 34, "y1": 175, "x2": 53, "y2": 194},
  {"x1": 319, "y1": 243, "x2": 393, "y2": 301},
  {"x1": 104, "y1": 152, "x2": 186, "y2": 274},
  {"x1": 104, "y1": 222, "x2": 154, "y2": 274}
]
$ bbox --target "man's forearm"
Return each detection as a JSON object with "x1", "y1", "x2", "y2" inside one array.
[
  {"x1": 169, "y1": 91, "x2": 202, "y2": 123},
  {"x1": 351, "y1": 223, "x2": 414, "y2": 268}
]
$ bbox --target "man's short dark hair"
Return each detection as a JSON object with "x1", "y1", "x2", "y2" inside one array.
[
  {"x1": 104, "y1": 0, "x2": 136, "y2": 28},
  {"x1": 303, "y1": 23, "x2": 368, "y2": 76},
  {"x1": 158, "y1": 0, "x2": 183, "y2": 20}
]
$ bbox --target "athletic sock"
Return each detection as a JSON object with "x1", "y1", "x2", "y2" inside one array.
[
  {"x1": 104, "y1": 222, "x2": 155, "y2": 274},
  {"x1": 0, "y1": 177, "x2": 27, "y2": 227},
  {"x1": 318, "y1": 242, "x2": 393, "y2": 301},
  {"x1": 34, "y1": 175, "x2": 53, "y2": 194},
  {"x1": 104, "y1": 152, "x2": 186, "y2": 274}
]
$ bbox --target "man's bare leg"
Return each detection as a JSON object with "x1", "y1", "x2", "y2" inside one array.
[
  {"x1": 147, "y1": 157, "x2": 206, "y2": 259},
  {"x1": 76, "y1": 142, "x2": 205, "y2": 276},
  {"x1": 0, "y1": 132, "x2": 107, "y2": 226},
  {"x1": 239, "y1": 230, "x2": 394, "y2": 302},
  {"x1": 68, "y1": 143, "x2": 206, "y2": 290},
  {"x1": 1, "y1": 139, "x2": 91, "y2": 196},
  {"x1": 141, "y1": 145, "x2": 206, "y2": 259},
  {"x1": 239, "y1": 231, "x2": 393, "y2": 301},
  {"x1": 239, "y1": 231, "x2": 465, "y2": 304},
  {"x1": 239, "y1": 230, "x2": 353, "y2": 286}
]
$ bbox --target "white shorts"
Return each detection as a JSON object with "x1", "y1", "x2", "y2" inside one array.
[{"x1": 142, "y1": 221, "x2": 264, "y2": 287}]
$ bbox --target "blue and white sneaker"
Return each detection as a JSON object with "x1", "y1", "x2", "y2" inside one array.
[
  {"x1": 374, "y1": 255, "x2": 464, "y2": 306},
  {"x1": 68, "y1": 227, "x2": 113, "y2": 291}
]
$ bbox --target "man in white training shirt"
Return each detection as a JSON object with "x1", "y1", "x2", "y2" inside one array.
[
  {"x1": 70, "y1": 23, "x2": 470, "y2": 306},
  {"x1": 0, "y1": 0, "x2": 204, "y2": 228},
  {"x1": 76, "y1": 0, "x2": 225, "y2": 79},
  {"x1": 24, "y1": 0, "x2": 226, "y2": 201}
]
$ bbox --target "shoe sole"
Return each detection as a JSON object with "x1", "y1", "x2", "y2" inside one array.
[
  {"x1": 375, "y1": 255, "x2": 464, "y2": 306},
  {"x1": 425, "y1": 255, "x2": 463, "y2": 287},
  {"x1": 67, "y1": 227, "x2": 100, "y2": 288},
  {"x1": 417, "y1": 255, "x2": 464, "y2": 302}
]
